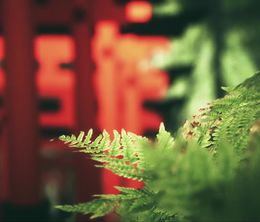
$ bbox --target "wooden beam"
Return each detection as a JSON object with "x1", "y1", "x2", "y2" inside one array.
[
  {"x1": 3, "y1": 0, "x2": 40, "y2": 205},
  {"x1": 73, "y1": 0, "x2": 102, "y2": 208}
]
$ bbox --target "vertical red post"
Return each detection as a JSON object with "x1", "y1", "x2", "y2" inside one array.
[
  {"x1": 93, "y1": 21, "x2": 122, "y2": 195},
  {"x1": 73, "y1": 2, "x2": 102, "y2": 204},
  {"x1": 3, "y1": 0, "x2": 40, "y2": 205}
]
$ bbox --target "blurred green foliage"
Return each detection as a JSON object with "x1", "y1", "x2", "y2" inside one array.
[{"x1": 153, "y1": 0, "x2": 260, "y2": 128}]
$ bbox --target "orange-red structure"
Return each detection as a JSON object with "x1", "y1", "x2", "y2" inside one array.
[{"x1": 0, "y1": 0, "x2": 170, "y2": 221}]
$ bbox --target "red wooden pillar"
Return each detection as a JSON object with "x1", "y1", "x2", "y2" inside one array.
[
  {"x1": 2, "y1": 0, "x2": 50, "y2": 219},
  {"x1": 93, "y1": 22, "x2": 122, "y2": 195},
  {"x1": 3, "y1": 0, "x2": 41, "y2": 206},
  {"x1": 73, "y1": 1, "x2": 102, "y2": 205}
]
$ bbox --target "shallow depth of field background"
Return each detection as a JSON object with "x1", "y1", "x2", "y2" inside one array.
[{"x1": 0, "y1": 0, "x2": 259, "y2": 221}]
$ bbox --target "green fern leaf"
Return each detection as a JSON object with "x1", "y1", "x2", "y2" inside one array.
[
  {"x1": 96, "y1": 130, "x2": 110, "y2": 152},
  {"x1": 109, "y1": 130, "x2": 122, "y2": 156},
  {"x1": 56, "y1": 199, "x2": 115, "y2": 219},
  {"x1": 156, "y1": 123, "x2": 175, "y2": 151}
]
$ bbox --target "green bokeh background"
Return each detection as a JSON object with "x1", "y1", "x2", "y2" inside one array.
[{"x1": 152, "y1": 0, "x2": 260, "y2": 130}]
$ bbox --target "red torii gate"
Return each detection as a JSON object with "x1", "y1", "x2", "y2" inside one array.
[
  {"x1": 0, "y1": 0, "x2": 169, "y2": 221},
  {"x1": 0, "y1": 0, "x2": 125, "y2": 221}
]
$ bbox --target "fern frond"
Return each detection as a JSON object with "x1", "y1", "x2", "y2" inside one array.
[
  {"x1": 59, "y1": 129, "x2": 94, "y2": 148},
  {"x1": 151, "y1": 207, "x2": 176, "y2": 222},
  {"x1": 156, "y1": 123, "x2": 175, "y2": 151},
  {"x1": 59, "y1": 128, "x2": 147, "y2": 180},
  {"x1": 103, "y1": 159, "x2": 143, "y2": 181},
  {"x1": 108, "y1": 130, "x2": 121, "y2": 156},
  {"x1": 56, "y1": 199, "x2": 115, "y2": 219},
  {"x1": 57, "y1": 72, "x2": 260, "y2": 222}
]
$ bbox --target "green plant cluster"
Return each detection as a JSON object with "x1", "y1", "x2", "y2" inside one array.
[
  {"x1": 56, "y1": 72, "x2": 260, "y2": 221},
  {"x1": 153, "y1": 0, "x2": 260, "y2": 126}
]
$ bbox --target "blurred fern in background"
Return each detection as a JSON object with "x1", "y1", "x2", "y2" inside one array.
[{"x1": 152, "y1": 0, "x2": 260, "y2": 129}]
